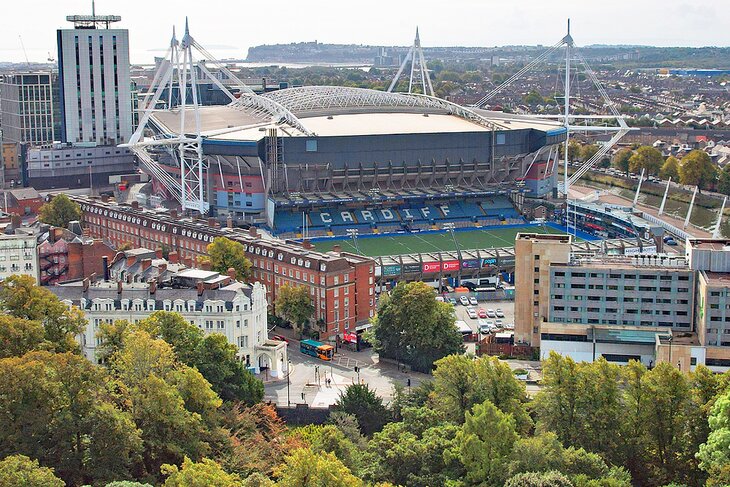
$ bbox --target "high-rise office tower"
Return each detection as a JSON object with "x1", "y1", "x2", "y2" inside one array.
[{"x1": 57, "y1": 8, "x2": 133, "y2": 145}]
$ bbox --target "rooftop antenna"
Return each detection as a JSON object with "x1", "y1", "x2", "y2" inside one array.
[
  {"x1": 92, "y1": 0, "x2": 96, "y2": 18},
  {"x1": 387, "y1": 27, "x2": 435, "y2": 97}
]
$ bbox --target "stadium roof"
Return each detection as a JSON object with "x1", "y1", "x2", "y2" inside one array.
[{"x1": 150, "y1": 86, "x2": 562, "y2": 140}]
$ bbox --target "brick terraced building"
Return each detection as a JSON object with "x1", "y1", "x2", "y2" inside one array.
[{"x1": 73, "y1": 195, "x2": 376, "y2": 340}]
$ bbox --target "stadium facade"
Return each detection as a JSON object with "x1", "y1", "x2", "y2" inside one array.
[{"x1": 144, "y1": 86, "x2": 566, "y2": 237}]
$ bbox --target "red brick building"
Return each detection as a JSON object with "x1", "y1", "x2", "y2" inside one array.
[
  {"x1": 73, "y1": 196, "x2": 376, "y2": 340},
  {"x1": 38, "y1": 227, "x2": 116, "y2": 285}
]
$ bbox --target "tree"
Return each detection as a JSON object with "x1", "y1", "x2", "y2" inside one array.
[
  {"x1": 333, "y1": 384, "x2": 389, "y2": 436},
  {"x1": 0, "y1": 352, "x2": 142, "y2": 486},
  {"x1": 680, "y1": 150, "x2": 717, "y2": 192},
  {"x1": 534, "y1": 352, "x2": 582, "y2": 446},
  {"x1": 274, "y1": 448, "x2": 364, "y2": 487},
  {"x1": 38, "y1": 193, "x2": 82, "y2": 228},
  {"x1": 0, "y1": 455, "x2": 64, "y2": 487},
  {"x1": 660, "y1": 156, "x2": 681, "y2": 181},
  {"x1": 161, "y1": 457, "x2": 242, "y2": 487},
  {"x1": 194, "y1": 333, "x2": 264, "y2": 404},
  {"x1": 205, "y1": 237, "x2": 251, "y2": 281},
  {"x1": 274, "y1": 284, "x2": 314, "y2": 333},
  {"x1": 138, "y1": 311, "x2": 203, "y2": 364},
  {"x1": 455, "y1": 400, "x2": 517, "y2": 486},
  {"x1": 580, "y1": 144, "x2": 600, "y2": 162},
  {"x1": 297, "y1": 424, "x2": 361, "y2": 474},
  {"x1": 718, "y1": 164, "x2": 730, "y2": 195},
  {"x1": 505, "y1": 471, "x2": 573, "y2": 487},
  {"x1": 612, "y1": 148, "x2": 633, "y2": 176},
  {"x1": 628, "y1": 146, "x2": 664, "y2": 175},
  {"x1": 370, "y1": 282, "x2": 463, "y2": 372},
  {"x1": 0, "y1": 315, "x2": 45, "y2": 358},
  {"x1": 698, "y1": 389, "x2": 730, "y2": 483},
  {"x1": 0, "y1": 274, "x2": 85, "y2": 354}
]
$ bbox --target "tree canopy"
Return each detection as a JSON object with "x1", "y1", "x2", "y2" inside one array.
[
  {"x1": 274, "y1": 284, "x2": 315, "y2": 333},
  {"x1": 333, "y1": 384, "x2": 389, "y2": 436},
  {"x1": 204, "y1": 237, "x2": 252, "y2": 281},
  {"x1": 628, "y1": 146, "x2": 664, "y2": 175},
  {"x1": 38, "y1": 194, "x2": 82, "y2": 228},
  {"x1": 370, "y1": 281, "x2": 463, "y2": 372},
  {"x1": 0, "y1": 455, "x2": 65, "y2": 487},
  {"x1": 680, "y1": 150, "x2": 717, "y2": 191},
  {"x1": 612, "y1": 148, "x2": 633, "y2": 175},
  {"x1": 660, "y1": 155, "x2": 681, "y2": 181}
]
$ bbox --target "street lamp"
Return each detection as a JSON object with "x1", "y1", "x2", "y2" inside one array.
[
  {"x1": 354, "y1": 365, "x2": 360, "y2": 384},
  {"x1": 285, "y1": 359, "x2": 292, "y2": 407}
]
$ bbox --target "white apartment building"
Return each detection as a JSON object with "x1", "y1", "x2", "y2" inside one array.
[
  {"x1": 0, "y1": 226, "x2": 39, "y2": 282},
  {"x1": 50, "y1": 269, "x2": 287, "y2": 377}
]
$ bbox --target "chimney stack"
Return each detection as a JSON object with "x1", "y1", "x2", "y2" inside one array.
[
  {"x1": 226, "y1": 216, "x2": 233, "y2": 229},
  {"x1": 227, "y1": 267, "x2": 237, "y2": 280},
  {"x1": 208, "y1": 217, "x2": 219, "y2": 228},
  {"x1": 101, "y1": 195, "x2": 109, "y2": 203},
  {"x1": 126, "y1": 255, "x2": 136, "y2": 267},
  {"x1": 332, "y1": 244, "x2": 342, "y2": 254},
  {"x1": 102, "y1": 256, "x2": 110, "y2": 281},
  {"x1": 149, "y1": 280, "x2": 157, "y2": 295},
  {"x1": 117, "y1": 280, "x2": 123, "y2": 294},
  {"x1": 82, "y1": 278, "x2": 90, "y2": 292},
  {"x1": 168, "y1": 251, "x2": 179, "y2": 264},
  {"x1": 197, "y1": 281, "x2": 205, "y2": 296},
  {"x1": 248, "y1": 227, "x2": 258, "y2": 238},
  {"x1": 169, "y1": 209, "x2": 178, "y2": 219},
  {"x1": 131, "y1": 201, "x2": 139, "y2": 210},
  {"x1": 302, "y1": 239, "x2": 313, "y2": 249},
  {"x1": 141, "y1": 258, "x2": 152, "y2": 271},
  {"x1": 10, "y1": 214, "x2": 21, "y2": 230},
  {"x1": 200, "y1": 260, "x2": 212, "y2": 271},
  {"x1": 155, "y1": 248, "x2": 163, "y2": 259}
]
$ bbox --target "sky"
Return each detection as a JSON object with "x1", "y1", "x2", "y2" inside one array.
[{"x1": 1, "y1": 0, "x2": 728, "y2": 64}]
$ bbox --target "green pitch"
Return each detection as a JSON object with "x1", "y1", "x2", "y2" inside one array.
[{"x1": 310, "y1": 224, "x2": 570, "y2": 257}]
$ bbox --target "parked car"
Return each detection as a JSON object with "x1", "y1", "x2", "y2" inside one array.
[
  {"x1": 468, "y1": 296, "x2": 478, "y2": 306},
  {"x1": 448, "y1": 297, "x2": 458, "y2": 306},
  {"x1": 495, "y1": 319, "x2": 504, "y2": 328},
  {"x1": 478, "y1": 319, "x2": 496, "y2": 334},
  {"x1": 495, "y1": 308, "x2": 505, "y2": 318},
  {"x1": 478, "y1": 308, "x2": 487, "y2": 318},
  {"x1": 435, "y1": 296, "x2": 445, "y2": 302},
  {"x1": 486, "y1": 308, "x2": 497, "y2": 318},
  {"x1": 459, "y1": 296, "x2": 470, "y2": 306},
  {"x1": 466, "y1": 307, "x2": 478, "y2": 319},
  {"x1": 271, "y1": 335, "x2": 288, "y2": 342},
  {"x1": 503, "y1": 323, "x2": 515, "y2": 330}
]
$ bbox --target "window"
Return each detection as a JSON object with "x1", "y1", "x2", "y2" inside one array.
[
  {"x1": 305, "y1": 139, "x2": 318, "y2": 152},
  {"x1": 496, "y1": 133, "x2": 506, "y2": 144}
]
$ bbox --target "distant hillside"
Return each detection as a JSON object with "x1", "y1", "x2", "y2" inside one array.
[{"x1": 245, "y1": 42, "x2": 730, "y2": 69}]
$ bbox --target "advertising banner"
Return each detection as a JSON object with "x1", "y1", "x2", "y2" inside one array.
[
  {"x1": 481, "y1": 257, "x2": 498, "y2": 267},
  {"x1": 382, "y1": 264, "x2": 402, "y2": 276},
  {"x1": 442, "y1": 260, "x2": 460, "y2": 271},
  {"x1": 403, "y1": 263, "x2": 422, "y2": 274},
  {"x1": 422, "y1": 261, "x2": 441, "y2": 273},
  {"x1": 461, "y1": 259, "x2": 481, "y2": 269}
]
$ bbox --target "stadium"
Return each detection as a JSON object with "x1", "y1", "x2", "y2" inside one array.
[{"x1": 145, "y1": 85, "x2": 566, "y2": 239}]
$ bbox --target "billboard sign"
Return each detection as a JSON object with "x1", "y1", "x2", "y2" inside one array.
[
  {"x1": 461, "y1": 259, "x2": 481, "y2": 269},
  {"x1": 422, "y1": 261, "x2": 441, "y2": 273},
  {"x1": 403, "y1": 263, "x2": 422, "y2": 274},
  {"x1": 442, "y1": 260, "x2": 460, "y2": 272},
  {"x1": 382, "y1": 264, "x2": 402, "y2": 276},
  {"x1": 482, "y1": 257, "x2": 498, "y2": 267}
]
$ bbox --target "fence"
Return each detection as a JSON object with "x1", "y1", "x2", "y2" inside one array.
[{"x1": 640, "y1": 212, "x2": 693, "y2": 240}]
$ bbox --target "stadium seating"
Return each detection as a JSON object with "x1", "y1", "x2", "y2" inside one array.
[{"x1": 271, "y1": 196, "x2": 523, "y2": 236}]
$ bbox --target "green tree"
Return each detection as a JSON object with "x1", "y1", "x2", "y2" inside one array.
[
  {"x1": 0, "y1": 455, "x2": 64, "y2": 487},
  {"x1": 629, "y1": 146, "x2": 664, "y2": 175},
  {"x1": 455, "y1": 400, "x2": 517, "y2": 486},
  {"x1": 580, "y1": 144, "x2": 600, "y2": 162},
  {"x1": 161, "y1": 457, "x2": 242, "y2": 487},
  {"x1": 718, "y1": 164, "x2": 730, "y2": 195},
  {"x1": 0, "y1": 274, "x2": 85, "y2": 353},
  {"x1": 534, "y1": 352, "x2": 582, "y2": 446},
  {"x1": 138, "y1": 311, "x2": 204, "y2": 364},
  {"x1": 38, "y1": 193, "x2": 82, "y2": 228},
  {"x1": 0, "y1": 315, "x2": 45, "y2": 358},
  {"x1": 505, "y1": 471, "x2": 573, "y2": 487},
  {"x1": 274, "y1": 284, "x2": 314, "y2": 333},
  {"x1": 0, "y1": 352, "x2": 142, "y2": 485},
  {"x1": 612, "y1": 148, "x2": 633, "y2": 176},
  {"x1": 698, "y1": 389, "x2": 730, "y2": 483},
  {"x1": 333, "y1": 384, "x2": 389, "y2": 436},
  {"x1": 297, "y1": 424, "x2": 361, "y2": 475},
  {"x1": 194, "y1": 334, "x2": 264, "y2": 404},
  {"x1": 370, "y1": 282, "x2": 463, "y2": 372},
  {"x1": 659, "y1": 156, "x2": 681, "y2": 181},
  {"x1": 274, "y1": 448, "x2": 363, "y2": 487},
  {"x1": 680, "y1": 150, "x2": 717, "y2": 192},
  {"x1": 204, "y1": 237, "x2": 252, "y2": 281}
]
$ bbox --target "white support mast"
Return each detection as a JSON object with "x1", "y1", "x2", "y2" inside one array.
[
  {"x1": 387, "y1": 27, "x2": 435, "y2": 97},
  {"x1": 563, "y1": 20, "x2": 572, "y2": 201},
  {"x1": 685, "y1": 186, "x2": 698, "y2": 229},
  {"x1": 713, "y1": 196, "x2": 727, "y2": 239},
  {"x1": 658, "y1": 177, "x2": 671, "y2": 215},
  {"x1": 632, "y1": 168, "x2": 645, "y2": 208}
]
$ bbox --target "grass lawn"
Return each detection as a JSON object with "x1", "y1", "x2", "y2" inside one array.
[{"x1": 310, "y1": 224, "x2": 571, "y2": 257}]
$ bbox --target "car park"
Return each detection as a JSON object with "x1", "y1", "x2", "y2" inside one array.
[
  {"x1": 486, "y1": 308, "x2": 496, "y2": 318},
  {"x1": 466, "y1": 307, "x2": 478, "y2": 319},
  {"x1": 468, "y1": 296, "x2": 478, "y2": 306},
  {"x1": 459, "y1": 296, "x2": 470, "y2": 306},
  {"x1": 495, "y1": 308, "x2": 505, "y2": 318}
]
